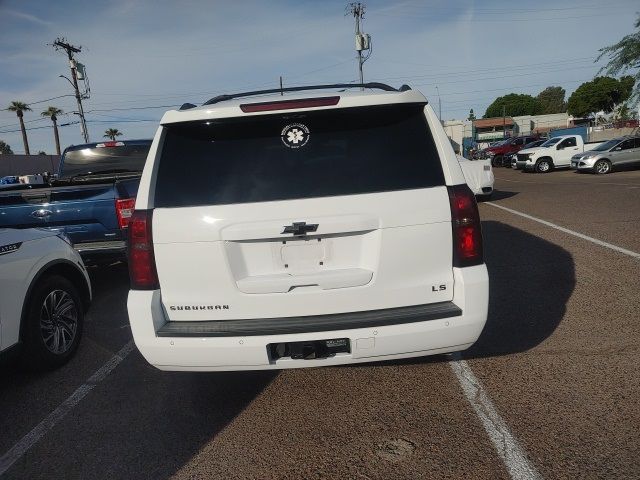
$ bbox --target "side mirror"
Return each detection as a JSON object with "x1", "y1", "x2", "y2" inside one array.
[
  {"x1": 557, "y1": 145, "x2": 564, "y2": 150},
  {"x1": 613, "y1": 147, "x2": 622, "y2": 151}
]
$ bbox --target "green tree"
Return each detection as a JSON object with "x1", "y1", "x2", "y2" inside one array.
[
  {"x1": 484, "y1": 93, "x2": 543, "y2": 118},
  {"x1": 536, "y1": 86, "x2": 567, "y2": 114},
  {"x1": 467, "y1": 108, "x2": 476, "y2": 121},
  {"x1": 103, "y1": 128, "x2": 122, "y2": 141},
  {"x1": 597, "y1": 14, "x2": 640, "y2": 102},
  {"x1": 7, "y1": 101, "x2": 31, "y2": 154},
  {"x1": 0, "y1": 140, "x2": 13, "y2": 154},
  {"x1": 567, "y1": 76, "x2": 635, "y2": 117},
  {"x1": 37, "y1": 150, "x2": 47, "y2": 155},
  {"x1": 41, "y1": 106, "x2": 63, "y2": 155}
]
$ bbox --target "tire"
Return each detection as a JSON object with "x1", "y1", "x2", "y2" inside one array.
[
  {"x1": 593, "y1": 159, "x2": 611, "y2": 175},
  {"x1": 536, "y1": 158, "x2": 552, "y2": 173},
  {"x1": 492, "y1": 155, "x2": 503, "y2": 168},
  {"x1": 20, "y1": 275, "x2": 84, "y2": 370}
]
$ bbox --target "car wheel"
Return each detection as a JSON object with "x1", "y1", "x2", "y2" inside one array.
[
  {"x1": 492, "y1": 156, "x2": 503, "y2": 167},
  {"x1": 594, "y1": 159, "x2": 611, "y2": 175},
  {"x1": 21, "y1": 275, "x2": 84, "y2": 370},
  {"x1": 536, "y1": 159, "x2": 552, "y2": 173}
]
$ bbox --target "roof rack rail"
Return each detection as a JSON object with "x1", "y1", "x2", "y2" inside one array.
[{"x1": 202, "y1": 82, "x2": 402, "y2": 106}]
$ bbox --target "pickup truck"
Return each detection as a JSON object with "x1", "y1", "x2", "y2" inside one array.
[
  {"x1": 0, "y1": 139, "x2": 152, "y2": 264},
  {"x1": 480, "y1": 135, "x2": 540, "y2": 167},
  {"x1": 516, "y1": 135, "x2": 603, "y2": 173}
]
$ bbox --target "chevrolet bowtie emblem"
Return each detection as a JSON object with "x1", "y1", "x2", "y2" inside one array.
[{"x1": 281, "y1": 222, "x2": 319, "y2": 236}]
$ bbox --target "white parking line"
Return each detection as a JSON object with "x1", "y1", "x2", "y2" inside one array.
[
  {"x1": 0, "y1": 341, "x2": 135, "y2": 476},
  {"x1": 449, "y1": 354, "x2": 542, "y2": 480},
  {"x1": 486, "y1": 202, "x2": 640, "y2": 260}
]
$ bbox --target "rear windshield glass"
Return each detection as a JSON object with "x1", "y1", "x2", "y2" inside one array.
[
  {"x1": 60, "y1": 144, "x2": 150, "y2": 179},
  {"x1": 154, "y1": 103, "x2": 444, "y2": 207}
]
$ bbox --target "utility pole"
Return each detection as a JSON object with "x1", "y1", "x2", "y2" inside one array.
[
  {"x1": 51, "y1": 38, "x2": 89, "y2": 143},
  {"x1": 347, "y1": 3, "x2": 371, "y2": 87},
  {"x1": 502, "y1": 104, "x2": 506, "y2": 139},
  {"x1": 435, "y1": 85, "x2": 442, "y2": 123}
]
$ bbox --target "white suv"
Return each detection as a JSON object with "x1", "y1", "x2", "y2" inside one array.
[{"x1": 127, "y1": 83, "x2": 489, "y2": 371}]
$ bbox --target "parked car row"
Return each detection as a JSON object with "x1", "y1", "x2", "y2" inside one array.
[
  {"x1": 473, "y1": 135, "x2": 541, "y2": 167},
  {"x1": 474, "y1": 132, "x2": 640, "y2": 175},
  {"x1": 511, "y1": 134, "x2": 640, "y2": 174}
]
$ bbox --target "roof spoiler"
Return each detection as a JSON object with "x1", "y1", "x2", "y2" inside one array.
[{"x1": 202, "y1": 82, "x2": 411, "y2": 107}]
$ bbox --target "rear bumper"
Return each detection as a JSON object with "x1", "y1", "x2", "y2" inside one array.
[
  {"x1": 127, "y1": 265, "x2": 489, "y2": 371},
  {"x1": 75, "y1": 240, "x2": 126, "y2": 265}
]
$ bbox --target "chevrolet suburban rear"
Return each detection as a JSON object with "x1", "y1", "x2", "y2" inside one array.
[{"x1": 126, "y1": 83, "x2": 489, "y2": 371}]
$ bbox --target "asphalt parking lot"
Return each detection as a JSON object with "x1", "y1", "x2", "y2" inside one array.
[{"x1": 1, "y1": 167, "x2": 639, "y2": 480}]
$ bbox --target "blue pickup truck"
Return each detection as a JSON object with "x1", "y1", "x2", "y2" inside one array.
[{"x1": 0, "y1": 139, "x2": 152, "y2": 265}]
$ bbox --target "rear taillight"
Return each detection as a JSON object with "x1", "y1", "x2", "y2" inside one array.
[
  {"x1": 448, "y1": 184, "x2": 483, "y2": 267},
  {"x1": 116, "y1": 198, "x2": 136, "y2": 229},
  {"x1": 128, "y1": 210, "x2": 159, "y2": 290}
]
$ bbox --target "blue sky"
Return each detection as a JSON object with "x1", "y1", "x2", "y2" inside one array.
[{"x1": 1, "y1": 0, "x2": 638, "y2": 153}]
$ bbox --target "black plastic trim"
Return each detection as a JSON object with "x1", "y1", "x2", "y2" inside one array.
[{"x1": 157, "y1": 302, "x2": 462, "y2": 337}]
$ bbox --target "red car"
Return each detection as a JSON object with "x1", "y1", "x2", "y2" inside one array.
[{"x1": 484, "y1": 135, "x2": 540, "y2": 167}]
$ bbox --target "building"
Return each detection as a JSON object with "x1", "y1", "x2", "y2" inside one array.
[
  {"x1": 442, "y1": 120, "x2": 473, "y2": 153},
  {"x1": 472, "y1": 117, "x2": 515, "y2": 142},
  {"x1": 512, "y1": 113, "x2": 569, "y2": 136}
]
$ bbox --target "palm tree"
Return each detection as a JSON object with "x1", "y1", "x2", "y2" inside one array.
[
  {"x1": 41, "y1": 106, "x2": 63, "y2": 155},
  {"x1": 103, "y1": 128, "x2": 122, "y2": 141},
  {"x1": 7, "y1": 101, "x2": 31, "y2": 155}
]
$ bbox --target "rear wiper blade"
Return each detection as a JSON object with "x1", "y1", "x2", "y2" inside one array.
[{"x1": 67, "y1": 169, "x2": 141, "y2": 181}]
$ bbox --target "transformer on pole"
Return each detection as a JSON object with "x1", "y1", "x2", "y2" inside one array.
[{"x1": 347, "y1": 3, "x2": 372, "y2": 87}]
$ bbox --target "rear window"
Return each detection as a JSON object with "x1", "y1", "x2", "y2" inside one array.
[
  {"x1": 154, "y1": 103, "x2": 444, "y2": 207},
  {"x1": 60, "y1": 144, "x2": 150, "y2": 179}
]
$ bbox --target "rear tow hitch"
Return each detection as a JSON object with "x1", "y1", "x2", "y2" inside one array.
[{"x1": 269, "y1": 338, "x2": 350, "y2": 361}]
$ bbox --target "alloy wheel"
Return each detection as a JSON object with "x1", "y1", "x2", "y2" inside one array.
[
  {"x1": 596, "y1": 161, "x2": 610, "y2": 174},
  {"x1": 40, "y1": 289, "x2": 78, "y2": 355}
]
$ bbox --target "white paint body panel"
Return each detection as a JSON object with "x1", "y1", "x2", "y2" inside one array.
[
  {"x1": 129, "y1": 88, "x2": 488, "y2": 371},
  {"x1": 457, "y1": 156, "x2": 494, "y2": 196},
  {"x1": 0, "y1": 229, "x2": 90, "y2": 352},
  {"x1": 523, "y1": 135, "x2": 604, "y2": 169}
]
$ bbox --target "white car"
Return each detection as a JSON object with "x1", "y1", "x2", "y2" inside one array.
[
  {"x1": 0, "y1": 229, "x2": 91, "y2": 369},
  {"x1": 127, "y1": 83, "x2": 489, "y2": 371},
  {"x1": 457, "y1": 155, "x2": 494, "y2": 198}
]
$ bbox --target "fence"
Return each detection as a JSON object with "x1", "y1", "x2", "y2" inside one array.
[{"x1": 0, "y1": 155, "x2": 61, "y2": 177}]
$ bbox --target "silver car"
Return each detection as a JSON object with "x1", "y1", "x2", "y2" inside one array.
[{"x1": 571, "y1": 136, "x2": 640, "y2": 174}]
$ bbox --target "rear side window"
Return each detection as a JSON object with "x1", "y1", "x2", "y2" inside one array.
[{"x1": 154, "y1": 103, "x2": 444, "y2": 207}]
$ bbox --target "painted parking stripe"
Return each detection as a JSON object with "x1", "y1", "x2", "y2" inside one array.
[
  {"x1": 449, "y1": 354, "x2": 542, "y2": 480},
  {"x1": 0, "y1": 341, "x2": 135, "y2": 476},
  {"x1": 486, "y1": 202, "x2": 640, "y2": 260}
]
